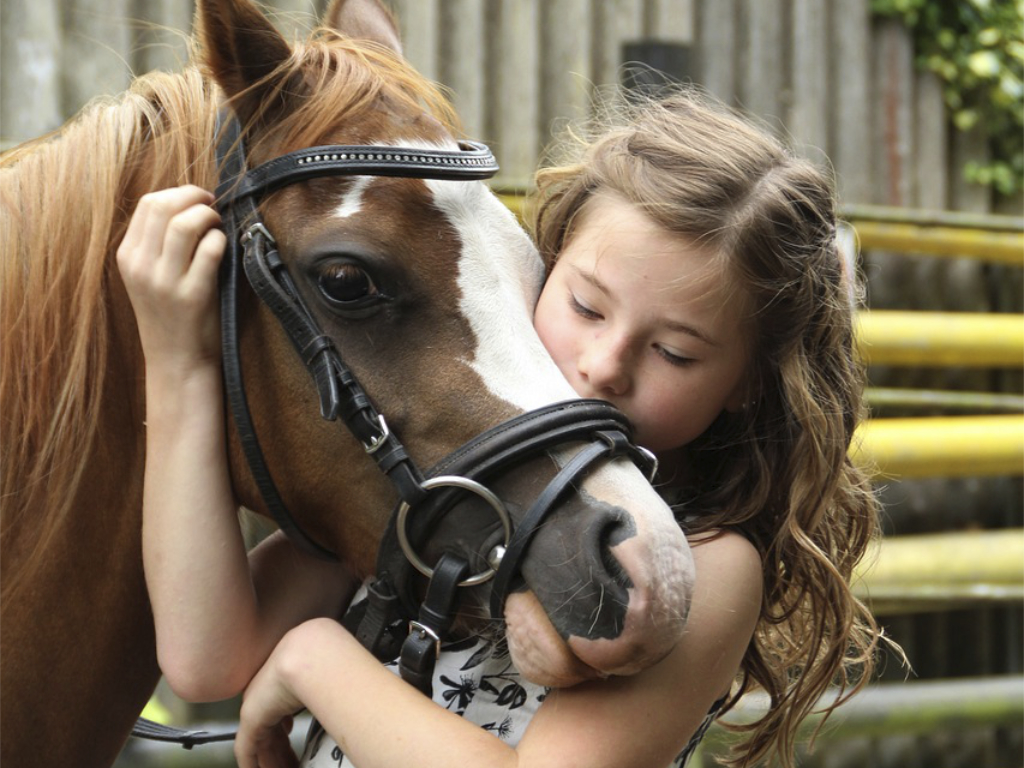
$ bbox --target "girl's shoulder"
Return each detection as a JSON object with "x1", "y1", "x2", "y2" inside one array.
[
  {"x1": 689, "y1": 526, "x2": 762, "y2": 574},
  {"x1": 686, "y1": 527, "x2": 764, "y2": 618},
  {"x1": 686, "y1": 525, "x2": 760, "y2": 556}
]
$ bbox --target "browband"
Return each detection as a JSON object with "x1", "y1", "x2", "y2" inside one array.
[{"x1": 216, "y1": 140, "x2": 498, "y2": 203}]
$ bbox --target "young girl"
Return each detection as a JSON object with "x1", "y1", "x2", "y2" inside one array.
[{"x1": 119, "y1": 88, "x2": 883, "y2": 768}]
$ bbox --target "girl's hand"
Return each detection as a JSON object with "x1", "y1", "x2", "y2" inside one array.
[
  {"x1": 117, "y1": 185, "x2": 226, "y2": 374},
  {"x1": 235, "y1": 633, "x2": 307, "y2": 768}
]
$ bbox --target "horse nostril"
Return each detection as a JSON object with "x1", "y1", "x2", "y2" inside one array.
[
  {"x1": 598, "y1": 517, "x2": 634, "y2": 590},
  {"x1": 516, "y1": 495, "x2": 642, "y2": 642}
]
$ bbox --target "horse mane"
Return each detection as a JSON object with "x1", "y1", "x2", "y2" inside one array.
[
  {"x1": 0, "y1": 26, "x2": 458, "y2": 603},
  {"x1": 0, "y1": 64, "x2": 220, "y2": 602}
]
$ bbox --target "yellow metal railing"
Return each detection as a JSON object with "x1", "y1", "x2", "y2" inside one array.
[
  {"x1": 854, "y1": 529, "x2": 1024, "y2": 614},
  {"x1": 851, "y1": 221, "x2": 1022, "y2": 265},
  {"x1": 857, "y1": 311, "x2": 1024, "y2": 368},
  {"x1": 866, "y1": 387, "x2": 1024, "y2": 413},
  {"x1": 496, "y1": 193, "x2": 1024, "y2": 265},
  {"x1": 853, "y1": 415, "x2": 1024, "y2": 479},
  {"x1": 699, "y1": 675, "x2": 1024, "y2": 757},
  {"x1": 844, "y1": 203, "x2": 1024, "y2": 266}
]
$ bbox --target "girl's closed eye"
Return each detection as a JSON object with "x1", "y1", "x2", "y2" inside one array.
[
  {"x1": 569, "y1": 292, "x2": 602, "y2": 320},
  {"x1": 656, "y1": 345, "x2": 696, "y2": 367}
]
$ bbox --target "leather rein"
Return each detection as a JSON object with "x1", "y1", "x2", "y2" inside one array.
[{"x1": 131, "y1": 113, "x2": 657, "y2": 747}]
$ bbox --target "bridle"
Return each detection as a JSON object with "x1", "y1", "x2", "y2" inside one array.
[{"x1": 213, "y1": 113, "x2": 659, "y2": 695}]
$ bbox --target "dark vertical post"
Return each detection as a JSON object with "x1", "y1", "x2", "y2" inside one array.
[{"x1": 620, "y1": 41, "x2": 692, "y2": 98}]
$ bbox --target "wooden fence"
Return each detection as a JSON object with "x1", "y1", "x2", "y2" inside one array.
[{"x1": 0, "y1": 0, "x2": 1012, "y2": 212}]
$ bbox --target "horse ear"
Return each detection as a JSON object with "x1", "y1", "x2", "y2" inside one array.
[
  {"x1": 195, "y1": 0, "x2": 296, "y2": 126},
  {"x1": 323, "y1": 0, "x2": 403, "y2": 54}
]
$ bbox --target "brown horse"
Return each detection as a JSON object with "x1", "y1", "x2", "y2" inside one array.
[{"x1": 0, "y1": 1, "x2": 694, "y2": 766}]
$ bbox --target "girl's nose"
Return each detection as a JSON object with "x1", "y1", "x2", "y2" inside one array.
[{"x1": 579, "y1": 334, "x2": 632, "y2": 396}]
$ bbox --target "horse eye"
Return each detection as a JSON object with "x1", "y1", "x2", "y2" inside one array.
[{"x1": 318, "y1": 263, "x2": 380, "y2": 306}]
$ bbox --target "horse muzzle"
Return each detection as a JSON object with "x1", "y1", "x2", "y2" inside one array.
[
  {"x1": 371, "y1": 410, "x2": 693, "y2": 691},
  {"x1": 507, "y1": 466, "x2": 695, "y2": 683}
]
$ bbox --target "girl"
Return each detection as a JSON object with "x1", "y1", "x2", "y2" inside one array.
[{"x1": 118, "y1": 88, "x2": 883, "y2": 768}]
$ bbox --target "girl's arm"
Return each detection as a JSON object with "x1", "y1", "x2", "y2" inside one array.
[
  {"x1": 235, "y1": 530, "x2": 762, "y2": 768},
  {"x1": 118, "y1": 186, "x2": 356, "y2": 703}
]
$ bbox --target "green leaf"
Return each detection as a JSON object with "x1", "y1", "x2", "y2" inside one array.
[
  {"x1": 953, "y1": 109, "x2": 979, "y2": 130},
  {"x1": 977, "y1": 27, "x2": 1002, "y2": 46},
  {"x1": 967, "y1": 50, "x2": 1002, "y2": 77}
]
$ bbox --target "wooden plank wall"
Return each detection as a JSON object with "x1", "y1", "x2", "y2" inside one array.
[{"x1": 0, "y1": 0, "x2": 1005, "y2": 215}]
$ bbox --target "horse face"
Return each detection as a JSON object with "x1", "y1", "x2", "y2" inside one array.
[{"x1": 206, "y1": 0, "x2": 694, "y2": 685}]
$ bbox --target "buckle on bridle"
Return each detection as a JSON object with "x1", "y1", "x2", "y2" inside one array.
[
  {"x1": 595, "y1": 429, "x2": 659, "y2": 482},
  {"x1": 636, "y1": 445, "x2": 659, "y2": 483},
  {"x1": 362, "y1": 415, "x2": 390, "y2": 454},
  {"x1": 407, "y1": 620, "x2": 442, "y2": 660},
  {"x1": 241, "y1": 221, "x2": 276, "y2": 245}
]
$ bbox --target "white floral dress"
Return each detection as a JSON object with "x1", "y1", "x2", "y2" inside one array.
[{"x1": 298, "y1": 631, "x2": 721, "y2": 768}]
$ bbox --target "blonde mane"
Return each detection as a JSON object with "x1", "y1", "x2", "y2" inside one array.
[
  {"x1": 0, "y1": 64, "x2": 219, "y2": 602},
  {"x1": 0, "y1": 27, "x2": 458, "y2": 603}
]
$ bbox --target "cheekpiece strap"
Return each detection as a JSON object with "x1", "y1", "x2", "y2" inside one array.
[
  {"x1": 399, "y1": 553, "x2": 470, "y2": 696},
  {"x1": 487, "y1": 431, "x2": 635, "y2": 619},
  {"x1": 342, "y1": 577, "x2": 408, "y2": 662},
  {"x1": 215, "y1": 111, "x2": 496, "y2": 563}
]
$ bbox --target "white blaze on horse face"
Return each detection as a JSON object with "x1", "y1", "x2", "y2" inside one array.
[
  {"x1": 326, "y1": 136, "x2": 573, "y2": 408},
  {"x1": 332, "y1": 175, "x2": 373, "y2": 218},
  {"x1": 424, "y1": 177, "x2": 579, "y2": 411}
]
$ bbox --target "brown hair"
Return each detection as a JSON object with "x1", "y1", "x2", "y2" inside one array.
[{"x1": 531, "y1": 87, "x2": 887, "y2": 767}]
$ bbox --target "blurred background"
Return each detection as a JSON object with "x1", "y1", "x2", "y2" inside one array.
[{"x1": 2, "y1": 1, "x2": 1020, "y2": 766}]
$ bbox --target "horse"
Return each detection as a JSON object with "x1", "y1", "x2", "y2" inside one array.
[{"x1": 0, "y1": 1, "x2": 695, "y2": 766}]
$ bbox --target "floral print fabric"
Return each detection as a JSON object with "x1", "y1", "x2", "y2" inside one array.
[{"x1": 298, "y1": 632, "x2": 719, "y2": 768}]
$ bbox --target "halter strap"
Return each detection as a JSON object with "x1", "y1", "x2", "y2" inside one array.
[
  {"x1": 372, "y1": 400, "x2": 656, "y2": 624},
  {"x1": 488, "y1": 430, "x2": 638, "y2": 618},
  {"x1": 217, "y1": 117, "x2": 341, "y2": 559}
]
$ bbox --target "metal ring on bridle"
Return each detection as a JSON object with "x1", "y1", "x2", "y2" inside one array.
[{"x1": 396, "y1": 475, "x2": 512, "y2": 587}]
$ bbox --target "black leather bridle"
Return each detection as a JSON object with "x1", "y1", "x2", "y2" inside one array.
[{"x1": 214, "y1": 114, "x2": 659, "y2": 694}]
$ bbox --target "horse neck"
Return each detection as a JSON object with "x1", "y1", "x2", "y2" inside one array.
[{"x1": 0, "y1": 66, "x2": 221, "y2": 599}]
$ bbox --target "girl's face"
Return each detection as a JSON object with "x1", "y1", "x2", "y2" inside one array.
[{"x1": 534, "y1": 193, "x2": 751, "y2": 455}]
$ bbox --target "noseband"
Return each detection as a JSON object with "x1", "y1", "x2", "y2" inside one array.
[{"x1": 214, "y1": 114, "x2": 657, "y2": 694}]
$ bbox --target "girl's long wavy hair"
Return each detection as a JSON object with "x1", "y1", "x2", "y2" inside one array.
[{"x1": 531, "y1": 87, "x2": 886, "y2": 767}]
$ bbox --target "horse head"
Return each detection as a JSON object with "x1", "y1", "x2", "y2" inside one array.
[{"x1": 206, "y1": 0, "x2": 695, "y2": 687}]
